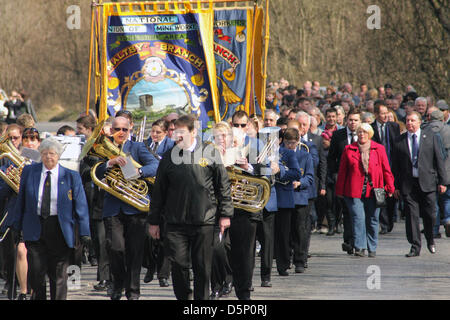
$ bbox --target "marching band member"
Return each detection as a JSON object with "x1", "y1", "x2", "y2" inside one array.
[
  {"x1": 148, "y1": 115, "x2": 233, "y2": 300},
  {"x1": 274, "y1": 131, "x2": 301, "y2": 276},
  {"x1": 12, "y1": 137, "x2": 91, "y2": 300},
  {"x1": 257, "y1": 109, "x2": 281, "y2": 288},
  {"x1": 228, "y1": 111, "x2": 262, "y2": 300},
  {"x1": 209, "y1": 121, "x2": 234, "y2": 299},
  {"x1": 77, "y1": 114, "x2": 112, "y2": 292},
  {"x1": 95, "y1": 116, "x2": 159, "y2": 300},
  {"x1": 142, "y1": 118, "x2": 174, "y2": 287},
  {"x1": 288, "y1": 128, "x2": 315, "y2": 273},
  {"x1": 0, "y1": 124, "x2": 25, "y2": 299},
  {"x1": 145, "y1": 118, "x2": 175, "y2": 158}
]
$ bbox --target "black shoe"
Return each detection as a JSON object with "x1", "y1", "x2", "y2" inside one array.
[
  {"x1": 144, "y1": 269, "x2": 154, "y2": 283},
  {"x1": 379, "y1": 229, "x2": 388, "y2": 235},
  {"x1": 427, "y1": 244, "x2": 436, "y2": 254},
  {"x1": 326, "y1": 230, "x2": 335, "y2": 236},
  {"x1": 159, "y1": 278, "x2": 170, "y2": 287},
  {"x1": 335, "y1": 225, "x2": 343, "y2": 234},
  {"x1": 342, "y1": 242, "x2": 352, "y2": 252},
  {"x1": 89, "y1": 257, "x2": 98, "y2": 267},
  {"x1": 433, "y1": 233, "x2": 441, "y2": 239},
  {"x1": 278, "y1": 270, "x2": 289, "y2": 276},
  {"x1": 219, "y1": 282, "x2": 232, "y2": 297},
  {"x1": 209, "y1": 291, "x2": 220, "y2": 300},
  {"x1": 342, "y1": 242, "x2": 354, "y2": 255},
  {"x1": 110, "y1": 291, "x2": 122, "y2": 300},
  {"x1": 249, "y1": 286, "x2": 254, "y2": 292},
  {"x1": 445, "y1": 224, "x2": 450, "y2": 237},
  {"x1": 126, "y1": 292, "x2": 139, "y2": 300},
  {"x1": 405, "y1": 250, "x2": 420, "y2": 257},
  {"x1": 261, "y1": 281, "x2": 272, "y2": 287},
  {"x1": 94, "y1": 280, "x2": 110, "y2": 291},
  {"x1": 354, "y1": 249, "x2": 366, "y2": 257},
  {"x1": 17, "y1": 293, "x2": 27, "y2": 300},
  {"x1": 295, "y1": 266, "x2": 305, "y2": 273},
  {"x1": 368, "y1": 251, "x2": 376, "y2": 258}
]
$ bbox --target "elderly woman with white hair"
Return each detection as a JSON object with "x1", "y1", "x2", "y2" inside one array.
[
  {"x1": 335, "y1": 123, "x2": 395, "y2": 257},
  {"x1": 12, "y1": 137, "x2": 90, "y2": 300}
]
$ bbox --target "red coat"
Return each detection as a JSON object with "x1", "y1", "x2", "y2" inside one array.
[{"x1": 335, "y1": 141, "x2": 395, "y2": 198}]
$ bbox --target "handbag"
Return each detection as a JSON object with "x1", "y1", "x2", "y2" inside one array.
[{"x1": 367, "y1": 174, "x2": 387, "y2": 208}]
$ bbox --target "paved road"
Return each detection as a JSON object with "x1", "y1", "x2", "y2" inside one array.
[
  {"x1": 2, "y1": 219, "x2": 450, "y2": 301},
  {"x1": 3, "y1": 122, "x2": 450, "y2": 300}
]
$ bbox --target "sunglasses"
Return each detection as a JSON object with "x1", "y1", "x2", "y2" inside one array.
[
  {"x1": 113, "y1": 127, "x2": 129, "y2": 132},
  {"x1": 233, "y1": 123, "x2": 247, "y2": 128}
]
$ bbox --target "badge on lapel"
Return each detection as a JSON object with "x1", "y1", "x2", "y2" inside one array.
[
  {"x1": 198, "y1": 157, "x2": 209, "y2": 167},
  {"x1": 68, "y1": 189, "x2": 73, "y2": 201},
  {"x1": 300, "y1": 168, "x2": 304, "y2": 176}
]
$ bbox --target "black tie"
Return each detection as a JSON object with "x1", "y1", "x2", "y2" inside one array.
[
  {"x1": 412, "y1": 134, "x2": 419, "y2": 169},
  {"x1": 41, "y1": 171, "x2": 51, "y2": 219},
  {"x1": 380, "y1": 124, "x2": 386, "y2": 146},
  {"x1": 153, "y1": 142, "x2": 159, "y2": 152},
  {"x1": 349, "y1": 132, "x2": 355, "y2": 144}
]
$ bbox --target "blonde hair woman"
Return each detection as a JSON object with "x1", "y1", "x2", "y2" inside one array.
[{"x1": 335, "y1": 123, "x2": 395, "y2": 257}]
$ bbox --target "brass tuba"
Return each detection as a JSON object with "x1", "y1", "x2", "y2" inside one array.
[
  {"x1": 0, "y1": 134, "x2": 31, "y2": 194},
  {"x1": 79, "y1": 121, "x2": 153, "y2": 212},
  {"x1": 227, "y1": 166, "x2": 271, "y2": 213}
]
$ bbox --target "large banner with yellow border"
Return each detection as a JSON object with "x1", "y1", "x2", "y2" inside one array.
[{"x1": 90, "y1": 1, "x2": 269, "y2": 128}]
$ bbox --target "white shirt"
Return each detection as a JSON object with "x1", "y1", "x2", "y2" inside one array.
[
  {"x1": 37, "y1": 164, "x2": 60, "y2": 217},
  {"x1": 376, "y1": 121, "x2": 386, "y2": 141},
  {"x1": 346, "y1": 127, "x2": 357, "y2": 144},
  {"x1": 301, "y1": 133, "x2": 308, "y2": 142},
  {"x1": 407, "y1": 129, "x2": 421, "y2": 178},
  {"x1": 186, "y1": 138, "x2": 197, "y2": 152}
]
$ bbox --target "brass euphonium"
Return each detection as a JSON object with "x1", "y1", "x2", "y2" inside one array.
[
  {"x1": 0, "y1": 134, "x2": 31, "y2": 194},
  {"x1": 79, "y1": 121, "x2": 153, "y2": 212},
  {"x1": 227, "y1": 166, "x2": 271, "y2": 213}
]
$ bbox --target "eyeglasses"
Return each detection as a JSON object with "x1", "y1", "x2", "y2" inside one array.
[
  {"x1": 113, "y1": 127, "x2": 129, "y2": 132},
  {"x1": 284, "y1": 140, "x2": 298, "y2": 146},
  {"x1": 23, "y1": 135, "x2": 39, "y2": 142},
  {"x1": 233, "y1": 123, "x2": 247, "y2": 128}
]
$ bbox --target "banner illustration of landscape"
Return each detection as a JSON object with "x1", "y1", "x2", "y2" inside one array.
[{"x1": 105, "y1": 12, "x2": 215, "y2": 127}]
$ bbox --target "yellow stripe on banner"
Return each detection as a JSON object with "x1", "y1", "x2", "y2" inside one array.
[
  {"x1": 260, "y1": 0, "x2": 270, "y2": 118},
  {"x1": 99, "y1": 4, "x2": 109, "y2": 122},
  {"x1": 253, "y1": 7, "x2": 263, "y2": 117},
  {"x1": 243, "y1": 8, "x2": 254, "y2": 116},
  {"x1": 198, "y1": 8, "x2": 220, "y2": 123}
]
